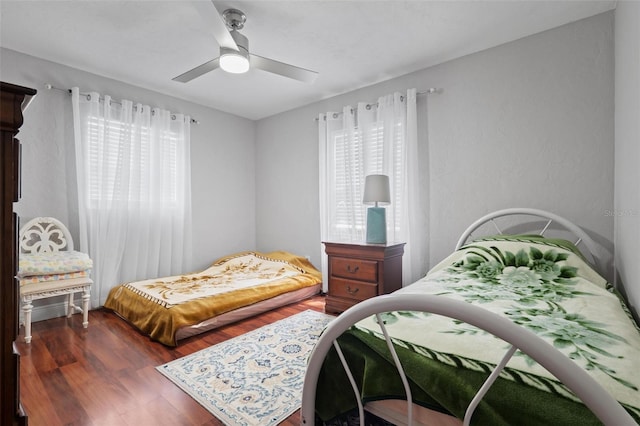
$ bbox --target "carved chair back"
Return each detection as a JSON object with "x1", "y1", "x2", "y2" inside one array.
[{"x1": 19, "y1": 217, "x2": 75, "y2": 254}]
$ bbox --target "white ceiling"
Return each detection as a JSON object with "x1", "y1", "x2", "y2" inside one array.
[{"x1": 0, "y1": 0, "x2": 616, "y2": 120}]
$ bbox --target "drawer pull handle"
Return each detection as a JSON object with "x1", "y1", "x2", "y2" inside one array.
[
  {"x1": 346, "y1": 286, "x2": 359, "y2": 294},
  {"x1": 346, "y1": 265, "x2": 360, "y2": 274}
]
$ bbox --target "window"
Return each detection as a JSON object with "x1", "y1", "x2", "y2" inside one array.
[
  {"x1": 84, "y1": 109, "x2": 182, "y2": 208},
  {"x1": 319, "y1": 90, "x2": 420, "y2": 287},
  {"x1": 328, "y1": 118, "x2": 405, "y2": 241},
  {"x1": 331, "y1": 128, "x2": 365, "y2": 238},
  {"x1": 72, "y1": 88, "x2": 192, "y2": 304}
]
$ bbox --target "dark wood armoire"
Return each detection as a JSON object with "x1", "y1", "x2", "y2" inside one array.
[{"x1": 1, "y1": 81, "x2": 35, "y2": 426}]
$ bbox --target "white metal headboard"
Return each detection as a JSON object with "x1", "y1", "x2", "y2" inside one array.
[{"x1": 455, "y1": 208, "x2": 602, "y2": 273}]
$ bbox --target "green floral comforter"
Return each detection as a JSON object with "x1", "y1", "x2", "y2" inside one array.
[{"x1": 318, "y1": 236, "x2": 640, "y2": 424}]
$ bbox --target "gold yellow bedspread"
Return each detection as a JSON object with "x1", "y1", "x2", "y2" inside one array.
[{"x1": 104, "y1": 251, "x2": 322, "y2": 346}]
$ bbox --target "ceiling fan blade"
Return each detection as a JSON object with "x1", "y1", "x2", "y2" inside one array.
[
  {"x1": 172, "y1": 58, "x2": 220, "y2": 83},
  {"x1": 250, "y1": 54, "x2": 318, "y2": 83},
  {"x1": 191, "y1": 0, "x2": 238, "y2": 50}
]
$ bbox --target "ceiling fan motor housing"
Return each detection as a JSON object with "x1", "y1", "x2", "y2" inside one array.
[
  {"x1": 220, "y1": 30, "x2": 249, "y2": 61},
  {"x1": 229, "y1": 30, "x2": 249, "y2": 54},
  {"x1": 220, "y1": 7, "x2": 249, "y2": 59}
]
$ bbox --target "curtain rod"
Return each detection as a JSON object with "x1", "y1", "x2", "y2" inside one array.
[
  {"x1": 314, "y1": 87, "x2": 441, "y2": 121},
  {"x1": 44, "y1": 83, "x2": 200, "y2": 124}
]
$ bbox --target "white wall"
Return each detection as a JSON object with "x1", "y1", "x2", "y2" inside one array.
[
  {"x1": 256, "y1": 12, "x2": 615, "y2": 285},
  {"x1": 426, "y1": 11, "x2": 614, "y2": 274},
  {"x1": 1, "y1": 48, "x2": 257, "y2": 319},
  {"x1": 614, "y1": 1, "x2": 640, "y2": 318}
]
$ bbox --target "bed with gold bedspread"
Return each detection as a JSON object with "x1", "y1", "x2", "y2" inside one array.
[{"x1": 104, "y1": 251, "x2": 322, "y2": 346}]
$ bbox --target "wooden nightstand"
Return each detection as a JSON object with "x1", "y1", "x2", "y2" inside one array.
[{"x1": 323, "y1": 242, "x2": 405, "y2": 314}]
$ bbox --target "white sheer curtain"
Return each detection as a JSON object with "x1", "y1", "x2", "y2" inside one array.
[
  {"x1": 72, "y1": 88, "x2": 192, "y2": 306},
  {"x1": 319, "y1": 88, "x2": 422, "y2": 288}
]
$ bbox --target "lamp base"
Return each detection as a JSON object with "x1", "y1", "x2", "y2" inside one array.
[{"x1": 366, "y1": 207, "x2": 387, "y2": 244}]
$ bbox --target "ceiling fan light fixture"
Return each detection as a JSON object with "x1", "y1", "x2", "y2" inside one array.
[
  {"x1": 220, "y1": 47, "x2": 250, "y2": 74},
  {"x1": 220, "y1": 28, "x2": 250, "y2": 74}
]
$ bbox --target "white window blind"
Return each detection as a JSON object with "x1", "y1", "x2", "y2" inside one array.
[
  {"x1": 85, "y1": 114, "x2": 180, "y2": 207},
  {"x1": 331, "y1": 128, "x2": 365, "y2": 239},
  {"x1": 328, "y1": 119, "x2": 404, "y2": 240}
]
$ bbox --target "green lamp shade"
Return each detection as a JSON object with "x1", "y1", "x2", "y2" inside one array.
[{"x1": 366, "y1": 207, "x2": 387, "y2": 244}]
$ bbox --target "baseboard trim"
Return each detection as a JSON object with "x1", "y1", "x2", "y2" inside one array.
[{"x1": 19, "y1": 300, "x2": 71, "y2": 324}]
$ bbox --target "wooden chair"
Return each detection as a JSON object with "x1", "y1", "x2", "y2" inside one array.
[{"x1": 18, "y1": 217, "x2": 93, "y2": 343}]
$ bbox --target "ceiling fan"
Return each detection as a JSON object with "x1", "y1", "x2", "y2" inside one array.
[{"x1": 173, "y1": 1, "x2": 318, "y2": 84}]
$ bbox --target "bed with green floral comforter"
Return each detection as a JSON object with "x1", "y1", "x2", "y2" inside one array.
[{"x1": 315, "y1": 236, "x2": 640, "y2": 425}]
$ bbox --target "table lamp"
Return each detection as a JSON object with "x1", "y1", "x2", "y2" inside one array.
[{"x1": 363, "y1": 174, "x2": 390, "y2": 244}]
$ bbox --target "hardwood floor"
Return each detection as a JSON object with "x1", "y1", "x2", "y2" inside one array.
[{"x1": 17, "y1": 295, "x2": 327, "y2": 426}]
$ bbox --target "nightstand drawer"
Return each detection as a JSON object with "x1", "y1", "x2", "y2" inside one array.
[
  {"x1": 329, "y1": 278, "x2": 377, "y2": 301},
  {"x1": 330, "y1": 257, "x2": 377, "y2": 282}
]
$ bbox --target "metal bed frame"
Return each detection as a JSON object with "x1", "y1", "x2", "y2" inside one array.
[
  {"x1": 456, "y1": 207, "x2": 602, "y2": 271},
  {"x1": 301, "y1": 208, "x2": 635, "y2": 426}
]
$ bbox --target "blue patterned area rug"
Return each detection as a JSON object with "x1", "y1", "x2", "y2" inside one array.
[{"x1": 156, "y1": 309, "x2": 334, "y2": 426}]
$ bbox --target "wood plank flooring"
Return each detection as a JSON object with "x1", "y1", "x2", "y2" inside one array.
[{"x1": 16, "y1": 295, "x2": 327, "y2": 426}]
